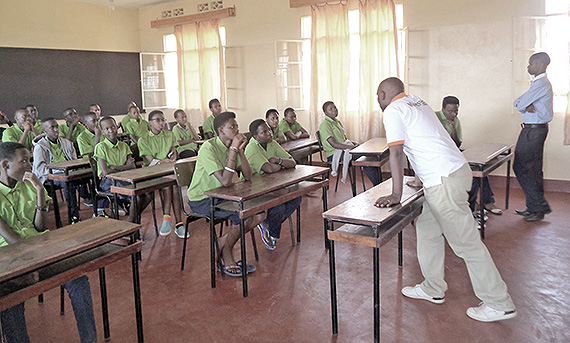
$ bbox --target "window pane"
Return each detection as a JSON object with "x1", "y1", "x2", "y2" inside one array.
[
  {"x1": 545, "y1": 0, "x2": 570, "y2": 14},
  {"x1": 301, "y1": 16, "x2": 311, "y2": 39},
  {"x1": 219, "y1": 26, "x2": 226, "y2": 47},
  {"x1": 163, "y1": 34, "x2": 176, "y2": 53},
  {"x1": 395, "y1": 4, "x2": 404, "y2": 29}
]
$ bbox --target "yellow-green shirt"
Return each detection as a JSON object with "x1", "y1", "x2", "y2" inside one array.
[
  {"x1": 77, "y1": 129, "x2": 103, "y2": 157},
  {"x1": 59, "y1": 123, "x2": 86, "y2": 143},
  {"x1": 49, "y1": 140, "x2": 67, "y2": 163},
  {"x1": 93, "y1": 138, "x2": 132, "y2": 177},
  {"x1": 278, "y1": 119, "x2": 304, "y2": 141},
  {"x1": 137, "y1": 130, "x2": 177, "y2": 166},
  {"x1": 172, "y1": 123, "x2": 198, "y2": 153},
  {"x1": 122, "y1": 115, "x2": 151, "y2": 142},
  {"x1": 34, "y1": 120, "x2": 42, "y2": 135},
  {"x1": 244, "y1": 137, "x2": 291, "y2": 176},
  {"x1": 202, "y1": 114, "x2": 216, "y2": 137},
  {"x1": 271, "y1": 125, "x2": 285, "y2": 141},
  {"x1": 187, "y1": 137, "x2": 242, "y2": 201},
  {"x1": 434, "y1": 110, "x2": 463, "y2": 143},
  {"x1": 0, "y1": 181, "x2": 51, "y2": 247},
  {"x1": 1, "y1": 125, "x2": 35, "y2": 151},
  {"x1": 319, "y1": 116, "x2": 347, "y2": 158}
]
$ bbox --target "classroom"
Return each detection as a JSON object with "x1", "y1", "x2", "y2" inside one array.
[{"x1": 0, "y1": 0, "x2": 569, "y2": 342}]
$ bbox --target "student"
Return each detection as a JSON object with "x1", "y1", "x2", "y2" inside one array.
[
  {"x1": 265, "y1": 109, "x2": 287, "y2": 144},
  {"x1": 434, "y1": 96, "x2": 502, "y2": 221},
  {"x1": 59, "y1": 108, "x2": 86, "y2": 144},
  {"x1": 25, "y1": 104, "x2": 43, "y2": 134},
  {"x1": 375, "y1": 77, "x2": 516, "y2": 322},
  {"x1": 172, "y1": 109, "x2": 199, "y2": 158},
  {"x1": 33, "y1": 118, "x2": 86, "y2": 222},
  {"x1": 0, "y1": 110, "x2": 14, "y2": 127},
  {"x1": 202, "y1": 98, "x2": 222, "y2": 139},
  {"x1": 0, "y1": 142, "x2": 97, "y2": 343},
  {"x1": 89, "y1": 104, "x2": 102, "y2": 119},
  {"x1": 137, "y1": 110, "x2": 185, "y2": 238},
  {"x1": 94, "y1": 117, "x2": 151, "y2": 221},
  {"x1": 122, "y1": 105, "x2": 150, "y2": 146},
  {"x1": 279, "y1": 107, "x2": 310, "y2": 141},
  {"x1": 187, "y1": 112, "x2": 265, "y2": 276},
  {"x1": 1, "y1": 109, "x2": 38, "y2": 151},
  {"x1": 77, "y1": 112, "x2": 102, "y2": 158},
  {"x1": 513, "y1": 52, "x2": 553, "y2": 222},
  {"x1": 319, "y1": 101, "x2": 382, "y2": 186},
  {"x1": 245, "y1": 119, "x2": 301, "y2": 250}
]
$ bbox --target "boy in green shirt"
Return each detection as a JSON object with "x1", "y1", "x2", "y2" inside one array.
[
  {"x1": 89, "y1": 104, "x2": 102, "y2": 120},
  {"x1": 0, "y1": 141, "x2": 97, "y2": 343},
  {"x1": 1, "y1": 108, "x2": 38, "y2": 151},
  {"x1": 245, "y1": 119, "x2": 301, "y2": 250},
  {"x1": 138, "y1": 110, "x2": 185, "y2": 238},
  {"x1": 172, "y1": 109, "x2": 199, "y2": 158},
  {"x1": 94, "y1": 116, "x2": 151, "y2": 222},
  {"x1": 265, "y1": 109, "x2": 287, "y2": 144},
  {"x1": 25, "y1": 104, "x2": 43, "y2": 134},
  {"x1": 59, "y1": 108, "x2": 86, "y2": 144},
  {"x1": 77, "y1": 112, "x2": 102, "y2": 158},
  {"x1": 202, "y1": 98, "x2": 222, "y2": 139},
  {"x1": 122, "y1": 105, "x2": 150, "y2": 146},
  {"x1": 187, "y1": 112, "x2": 265, "y2": 276},
  {"x1": 279, "y1": 107, "x2": 310, "y2": 141}
]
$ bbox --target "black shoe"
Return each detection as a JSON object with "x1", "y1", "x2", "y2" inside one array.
[
  {"x1": 71, "y1": 215, "x2": 81, "y2": 224},
  {"x1": 544, "y1": 208, "x2": 552, "y2": 215},
  {"x1": 525, "y1": 212, "x2": 544, "y2": 222},
  {"x1": 515, "y1": 209, "x2": 531, "y2": 216}
]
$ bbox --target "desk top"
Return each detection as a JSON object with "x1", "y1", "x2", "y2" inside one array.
[
  {"x1": 463, "y1": 143, "x2": 514, "y2": 165},
  {"x1": 47, "y1": 158, "x2": 90, "y2": 171},
  {"x1": 349, "y1": 138, "x2": 388, "y2": 156},
  {"x1": 281, "y1": 137, "x2": 319, "y2": 152},
  {"x1": 48, "y1": 168, "x2": 92, "y2": 182},
  {"x1": 0, "y1": 217, "x2": 140, "y2": 283},
  {"x1": 105, "y1": 162, "x2": 175, "y2": 183},
  {"x1": 323, "y1": 176, "x2": 423, "y2": 226},
  {"x1": 205, "y1": 165, "x2": 329, "y2": 202}
]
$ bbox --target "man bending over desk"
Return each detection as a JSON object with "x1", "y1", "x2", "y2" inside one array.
[
  {"x1": 375, "y1": 77, "x2": 516, "y2": 323},
  {"x1": 245, "y1": 119, "x2": 302, "y2": 250},
  {"x1": 187, "y1": 112, "x2": 265, "y2": 277},
  {"x1": 0, "y1": 142, "x2": 97, "y2": 343}
]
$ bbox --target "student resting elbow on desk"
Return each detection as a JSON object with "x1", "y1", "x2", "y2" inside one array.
[
  {"x1": 187, "y1": 112, "x2": 265, "y2": 277},
  {"x1": 279, "y1": 107, "x2": 309, "y2": 142},
  {"x1": 265, "y1": 108, "x2": 287, "y2": 144},
  {"x1": 77, "y1": 112, "x2": 102, "y2": 158},
  {"x1": 59, "y1": 108, "x2": 86, "y2": 144},
  {"x1": 245, "y1": 119, "x2": 301, "y2": 251},
  {"x1": 0, "y1": 142, "x2": 97, "y2": 343}
]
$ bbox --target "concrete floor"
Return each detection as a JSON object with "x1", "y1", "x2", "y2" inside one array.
[{"x1": 21, "y1": 177, "x2": 570, "y2": 343}]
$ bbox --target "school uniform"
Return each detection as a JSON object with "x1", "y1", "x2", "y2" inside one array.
[
  {"x1": 172, "y1": 123, "x2": 198, "y2": 158},
  {"x1": 59, "y1": 122, "x2": 86, "y2": 143},
  {"x1": 93, "y1": 138, "x2": 132, "y2": 207},
  {"x1": 122, "y1": 115, "x2": 151, "y2": 143},
  {"x1": 278, "y1": 119, "x2": 304, "y2": 141},
  {"x1": 271, "y1": 125, "x2": 285, "y2": 141},
  {"x1": 137, "y1": 130, "x2": 177, "y2": 165},
  {"x1": 1, "y1": 125, "x2": 35, "y2": 151},
  {"x1": 77, "y1": 129, "x2": 100, "y2": 158},
  {"x1": 202, "y1": 114, "x2": 216, "y2": 137}
]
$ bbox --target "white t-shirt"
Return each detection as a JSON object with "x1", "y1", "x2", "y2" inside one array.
[{"x1": 383, "y1": 94, "x2": 467, "y2": 188}]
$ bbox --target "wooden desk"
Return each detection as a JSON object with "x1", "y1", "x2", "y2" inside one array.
[
  {"x1": 322, "y1": 177, "x2": 424, "y2": 343},
  {"x1": 0, "y1": 217, "x2": 145, "y2": 342},
  {"x1": 204, "y1": 165, "x2": 330, "y2": 297},
  {"x1": 47, "y1": 158, "x2": 93, "y2": 227},
  {"x1": 281, "y1": 137, "x2": 319, "y2": 153},
  {"x1": 463, "y1": 143, "x2": 514, "y2": 239},
  {"x1": 349, "y1": 138, "x2": 389, "y2": 196}
]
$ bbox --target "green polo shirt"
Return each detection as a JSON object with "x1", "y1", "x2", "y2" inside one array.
[
  {"x1": 278, "y1": 119, "x2": 304, "y2": 140},
  {"x1": 271, "y1": 125, "x2": 285, "y2": 140},
  {"x1": 49, "y1": 140, "x2": 67, "y2": 163},
  {"x1": 93, "y1": 138, "x2": 132, "y2": 177},
  {"x1": 0, "y1": 181, "x2": 51, "y2": 248},
  {"x1": 244, "y1": 137, "x2": 291, "y2": 176},
  {"x1": 187, "y1": 137, "x2": 242, "y2": 201},
  {"x1": 1, "y1": 125, "x2": 35, "y2": 151},
  {"x1": 59, "y1": 123, "x2": 86, "y2": 143},
  {"x1": 319, "y1": 116, "x2": 347, "y2": 158},
  {"x1": 435, "y1": 110, "x2": 463, "y2": 143},
  {"x1": 202, "y1": 114, "x2": 216, "y2": 137},
  {"x1": 34, "y1": 120, "x2": 43, "y2": 134},
  {"x1": 137, "y1": 130, "x2": 177, "y2": 166},
  {"x1": 77, "y1": 129, "x2": 102, "y2": 157},
  {"x1": 122, "y1": 115, "x2": 151, "y2": 142},
  {"x1": 172, "y1": 123, "x2": 198, "y2": 153}
]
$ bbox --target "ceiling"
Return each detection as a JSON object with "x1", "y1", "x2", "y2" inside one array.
[{"x1": 74, "y1": 0, "x2": 177, "y2": 9}]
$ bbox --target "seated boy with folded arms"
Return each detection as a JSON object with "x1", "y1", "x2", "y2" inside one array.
[
  {"x1": 59, "y1": 108, "x2": 86, "y2": 144},
  {"x1": 77, "y1": 112, "x2": 102, "y2": 158},
  {"x1": 0, "y1": 142, "x2": 97, "y2": 343},
  {"x1": 172, "y1": 109, "x2": 199, "y2": 158},
  {"x1": 187, "y1": 112, "x2": 265, "y2": 276},
  {"x1": 122, "y1": 105, "x2": 150, "y2": 146},
  {"x1": 279, "y1": 107, "x2": 310, "y2": 141},
  {"x1": 265, "y1": 109, "x2": 287, "y2": 144},
  {"x1": 137, "y1": 110, "x2": 186, "y2": 238},
  {"x1": 94, "y1": 116, "x2": 151, "y2": 221},
  {"x1": 202, "y1": 98, "x2": 222, "y2": 139},
  {"x1": 245, "y1": 119, "x2": 301, "y2": 250}
]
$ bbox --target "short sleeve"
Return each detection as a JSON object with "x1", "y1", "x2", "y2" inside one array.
[
  {"x1": 201, "y1": 144, "x2": 225, "y2": 176},
  {"x1": 383, "y1": 106, "x2": 407, "y2": 146},
  {"x1": 137, "y1": 136, "x2": 152, "y2": 157}
]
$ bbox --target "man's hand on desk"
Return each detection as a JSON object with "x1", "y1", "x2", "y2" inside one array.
[{"x1": 374, "y1": 193, "x2": 401, "y2": 208}]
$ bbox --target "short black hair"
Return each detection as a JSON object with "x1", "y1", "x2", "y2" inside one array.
[
  {"x1": 284, "y1": 107, "x2": 295, "y2": 117},
  {"x1": 531, "y1": 52, "x2": 551, "y2": 66},
  {"x1": 63, "y1": 108, "x2": 75, "y2": 116},
  {"x1": 148, "y1": 110, "x2": 163, "y2": 122},
  {"x1": 14, "y1": 108, "x2": 29, "y2": 118},
  {"x1": 41, "y1": 117, "x2": 57, "y2": 123},
  {"x1": 322, "y1": 101, "x2": 334, "y2": 113},
  {"x1": 249, "y1": 119, "x2": 267, "y2": 136},
  {"x1": 89, "y1": 103, "x2": 99, "y2": 108},
  {"x1": 173, "y1": 109, "x2": 185, "y2": 119},
  {"x1": 99, "y1": 116, "x2": 117, "y2": 128},
  {"x1": 213, "y1": 111, "x2": 236, "y2": 136},
  {"x1": 25, "y1": 104, "x2": 36, "y2": 108},
  {"x1": 0, "y1": 142, "x2": 26, "y2": 161},
  {"x1": 209, "y1": 98, "x2": 220, "y2": 110},
  {"x1": 82, "y1": 112, "x2": 97, "y2": 119},
  {"x1": 442, "y1": 96, "x2": 460, "y2": 108},
  {"x1": 265, "y1": 109, "x2": 279, "y2": 118}
]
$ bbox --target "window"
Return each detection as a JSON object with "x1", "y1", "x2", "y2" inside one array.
[{"x1": 163, "y1": 34, "x2": 179, "y2": 108}]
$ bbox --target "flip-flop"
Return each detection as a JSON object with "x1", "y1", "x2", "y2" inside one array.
[
  {"x1": 236, "y1": 260, "x2": 256, "y2": 274},
  {"x1": 217, "y1": 265, "x2": 242, "y2": 277}
]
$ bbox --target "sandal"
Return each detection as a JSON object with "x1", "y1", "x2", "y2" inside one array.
[
  {"x1": 236, "y1": 260, "x2": 256, "y2": 274},
  {"x1": 484, "y1": 203, "x2": 503, "y2": 215},
  {"x1": 218, "y1": 264, "x2": 242, "y2": 277},
  {"x1": 257, "y1": 223, "x2": 276, "y2": 250}
]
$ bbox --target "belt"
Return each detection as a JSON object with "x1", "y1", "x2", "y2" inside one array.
[{"x1": 521, "y1": 123, "x2": 548, "y2": 129}]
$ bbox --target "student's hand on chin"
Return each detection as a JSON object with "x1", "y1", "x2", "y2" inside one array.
[{"x1": 23, "y1": 172, "x2": 42, "y2": 189}]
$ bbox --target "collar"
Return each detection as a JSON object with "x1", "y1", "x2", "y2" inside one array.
[
  {"x1": 103, "y1": 138, "x2": 120, "y2": 148},
  {"x1": 0, "y1": 179, "x2": 20, "y2": 195},
  {"x1": 149, "y1": 130, "x2": 162, "y2": 137},
  {"x1": 251, "y1": 137, "x2": 268, "y2": 150},
  {"x1": 390, "y1": 92, "x2": 408, "y2": 104},
  {"x1": 325, "y1": 115, "x2": 339, "y2": 123},
  {"x1": 531, "y1": 73, "x2": 546, "y2": 82},
  {"x1": 213, "y1": 136, "x2": 229, "y2": 150}
]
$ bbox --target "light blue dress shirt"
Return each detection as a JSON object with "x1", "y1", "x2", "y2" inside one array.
[{"x1": 513, "y1": 73, "x2": 553, "y2": 124}]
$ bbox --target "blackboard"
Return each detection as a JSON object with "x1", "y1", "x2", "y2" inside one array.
[{"x1": 0, "y1": 47, "x2": 142, "y2": 119}]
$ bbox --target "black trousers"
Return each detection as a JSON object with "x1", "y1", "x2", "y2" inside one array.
[{"x1": 513, "y1": 125, "x2": 550, "y2": 213}]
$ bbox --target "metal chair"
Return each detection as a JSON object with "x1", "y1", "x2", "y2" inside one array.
[{"x1": 315, "y1": 131, "x2": 356, "y2": 193}]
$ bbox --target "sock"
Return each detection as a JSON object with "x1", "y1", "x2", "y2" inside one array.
[
  {"x1": 175, "y1": 222, "x2": 184, "y2": 228},
  {"x1": 163, "y1": 215, "x2": 171, "y2": 222}
]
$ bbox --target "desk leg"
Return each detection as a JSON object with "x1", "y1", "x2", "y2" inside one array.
[
  {"x1": 112, "y1": 180, "x2": 119, "y2": 220},
  {"x1": 398, "y1": 231, "x2": 403, "y2": 268},
  {"x1": 99, "y1": 268, "x2": 111, "y2": 341},
  {"x1": 239, "y1": 209, "x2": 248, "y2": 298},
  {"x1": 210, "y1": 197, "x2": 216, "y2": 289},
  {"x1": 505, "y1": 159, "x2": 511, "y2": 209},
  {"x1": 323, "y1": 174, "x2": 330, "y2": 250},
  {"x1": 131, "y1": 251, "x2": 144, "y2": 343},
  {"x1": 479, "y1": 177, "x2": 485, "y2": 240},
  {"x1": 373, "y1": 247, "x2": 380, "y2": 343},
  {"x1": 66, "y1": 181, "x2": 73, "y2": 225},
  {"x1": 351, "y1": 165, "x2": 357, "y2": 197},
  {"x1": 296, "y1": 206, "x2": 301, "y2": 244},
  {"x1": 327, "y1": 219, "x2": 338, "y2": 335}
]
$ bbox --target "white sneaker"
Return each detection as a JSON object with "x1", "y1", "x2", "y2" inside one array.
[
  {"x1": 401, "y1": 284, "x2": 445, "y2": 304},
  {"x1": 466, "y1": 303, "x2": 517, "y2": 322},
  {"x1": 174, "y1": 225, "x2": 189, "y2": 239}
]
